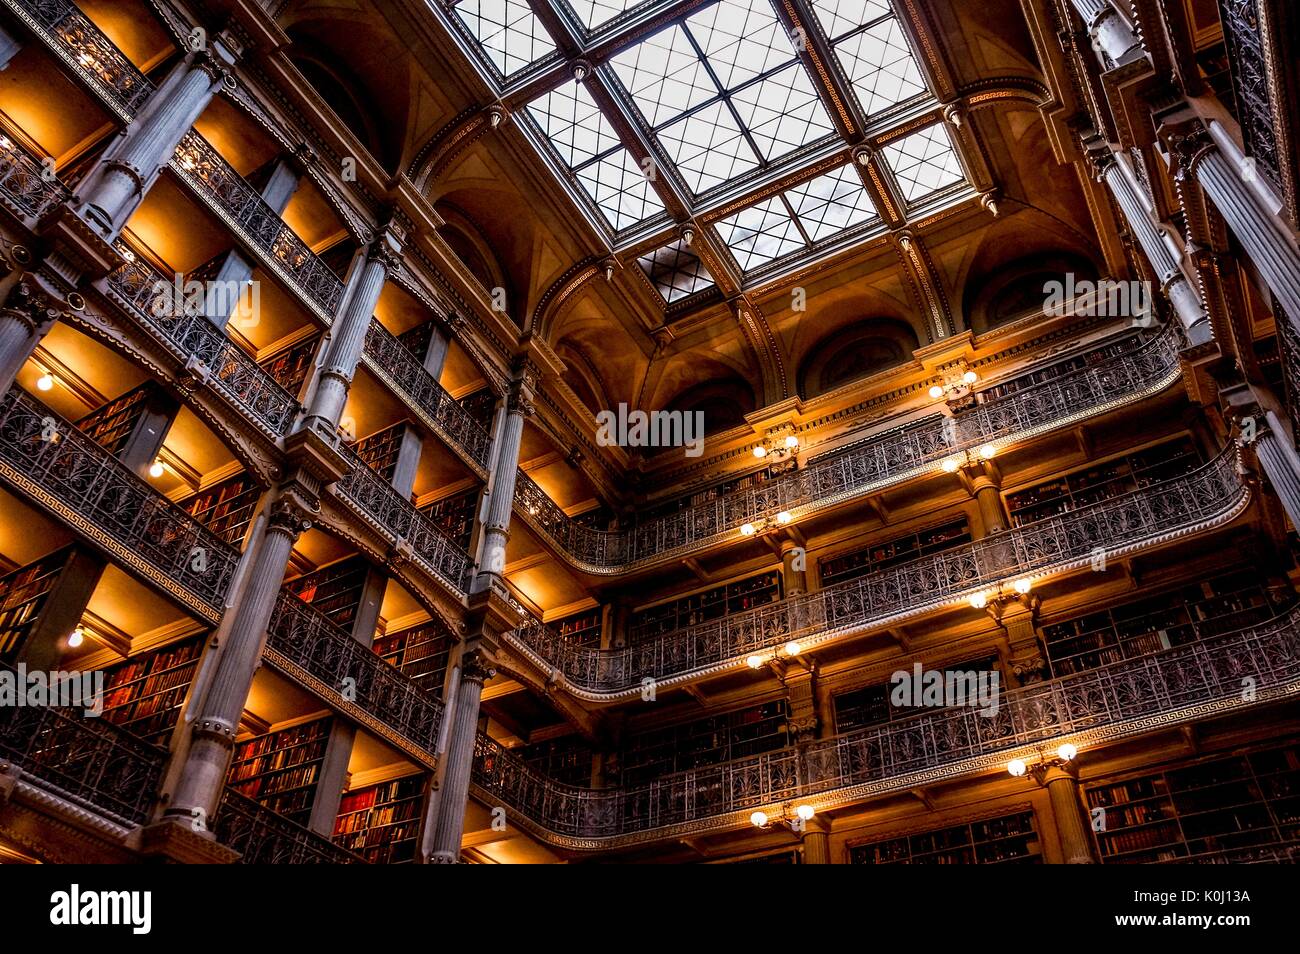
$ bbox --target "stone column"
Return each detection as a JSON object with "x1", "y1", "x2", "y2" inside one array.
[
  {"x1": 165, "y1": 498, "x2": 312, "y2": 828},
  {"x1": 0, "y1": 21, "x2": 21, "y2": 71},
  {"x1": 801, "y1": 819, "x2": 832, "y2": 864},
  {"x1": 427, "y1": 648, "x2": 495, "y2": 862},
  {"x1": 1254, "y1": 410, "x2": 1300, "y2": 532},
  {"x1": 962, "y1": 461, "x2": 1008, "y2": 535},
  {"x1": 472, "y1": 375, "x2": 532, "y2": 592},
  {"x1": 1070, "y1": 0, "x2": 1142, "y2": 66},
  {"x1": 79, "y1": 43, "x2": 237, "y2": 237},
  {"x1": 991, "y1": 594, "x2": 1045, "y2": 687},
  {"x1": 1035, "y1": 763, "x2": 1096, "y2": 863},
  {"x1": 0, "y1": 274, "x2": 59, "y2": 396},
  {"x1": 780, "y1": 537, "x2": 807, "y2": 595}
]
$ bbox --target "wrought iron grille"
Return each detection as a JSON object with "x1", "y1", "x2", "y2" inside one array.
[
  {"x1": 514, "y1": 326, "x2": 1184, "y2": 572},
  {"x1": 477, "y1": 602, "x2": 1300, "y2": 842},
  {"x1": 215, "y1": 789, "x2": 365, "y2": 863},
  {"x1": 0, "y1": 137, "x2": 71, "y2": 219},
  {"x1": 1218, "y1": 0, "x2": 1282, "y2": 192},
  {"x1": 0, "y1": 675, "x2": 165, "y2": 825},
  {"x1": 0, "y1": 390, "x2": 240, "y2": 617},
  {"x1": 332, "y1": 449, "x2": 475, "y2": 594},
  {"x1": 361, "y1": 320, "x2": 492, "y2": 471},
  {"x1": 265, "y1": 592, "x2": 444, "y2": 753},
  {"x1": 105, "y1": 249, "x2": 300, "y2": 436},
  {"x1": 1, "y1": 0, "x2": 154, "y2": 115},
  {"x1": 171, "y1": 130, "x2": 344, "y2": 317},
  {"x1": 509, "y1": 445, "x2": 1247, "y2": 692}
]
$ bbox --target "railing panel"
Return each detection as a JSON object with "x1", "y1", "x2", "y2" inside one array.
[
  {"x1": 0, "y1": 137, "x2": 71, "y2": 219},
  {"x1": 215, "y1": 789, "x2": 364, "y2": 863}
]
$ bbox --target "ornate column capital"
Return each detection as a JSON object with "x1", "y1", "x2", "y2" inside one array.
[
  {"x1": 266, "y1": 498, "x2": 313, "y2": 538},
  {"x1": 367, "y1": 232, "x2": 404, "y2": 272},
  {"x1": 1030, "y1": 759, "x2": 1080, "y2": 787},
  {"x1": 1, "y1": 279, "x2": 60, "y2": 333},
  {"x1": 460, "y1": 648, "x2": 497, "y2": 685},
  {"x1": 1156, "y1": 113, "x2": 1215, "y2": 182}
]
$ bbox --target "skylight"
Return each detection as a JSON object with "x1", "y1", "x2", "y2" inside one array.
[
  {"x1": 564, "y1": 0, "x2": 643, "y2": 31},
  {"x1": 454, "y1": 0, "x2": 557, "y2": 77},
  {"x1": 882, "y1": 123, "x2": 964, "y2": 202},
  {"x1": 637, "y1": 240, "x2": 715, "y2": 302},
  {"x1": 809, "y1": 0, "x2": 927, "y2": 117}
]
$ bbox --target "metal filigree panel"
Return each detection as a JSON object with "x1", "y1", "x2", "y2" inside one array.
[
  {"x1": 0, "y1": 137, "x2": 71, "y2": 220},
  {"x1": 215, "y1": 789, "x2": 365, "y2": 863}
]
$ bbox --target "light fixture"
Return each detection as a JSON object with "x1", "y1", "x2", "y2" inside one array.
[
  {"x1": 121, "y1": 247, "x2": 136, "y2": 263},
  {"x1": 978, "y1": 443, "x2": 997, "y2": 460},
  {"x1": 783, "y1": 641, "x2": 800, "y2": 656},
  {"x1": 753, "y1": 445, "x2": 768, "y2": 459},
  {"x1": 963, "y1": 370, "x2": 979, "y2": 385},
  {"x1": 36, "y1": 373, "x2": 54, "y2": 391},
  {"x1": 795, "y1": 804, "x2": 815, "y2": 821},
  {"x1": 750, "y1": 811, "x2": 768, "y2": 828},
  {"x1": 681, "y1": 226, "x2": 694, "y2": 247},
  {"x1": 968, "y1": 592, "x2": 988, "y2": 609},
  {"x1": 1007, "y1": 758, "x2": 1027, "y2": 777},
  {"x1": 149, "y1": 461, "x2": 165, "y2": 478},
  {"x1": 928, "y1": 384, "x2": 945, "y2": 400},
  {"x1": 740, "y1": 522, "x2": 756, "y2": 537},
  {"x1": 941, "y1": 456, "x2": 961, "y2": 473},
  {"x1": 784, "y1": 435, "x2": 799, "y2": 449},
  {"x1": 776, "y1": 510, "x2": 793, "y2": 525},
  {"x1": 746, "y1": 654, "x2": 765, "y2": 670},
  {"x1": 0, "y1": 136, "x2": 11, "y2": 150},
  {"x1": 1009, "y1": 744, "x2": 1083, "y2": 779},
  {"x1": 1013, "y1": 578, "x2": 1033, "y2": 595},
  {"x1": 927, "y1": 364, "x2": 979, "y2": 406},
  {"x1": 1057, "y1": 743, "x2": 1078, "y2": 761},
  {"x1": 68, "y1": 626, "x2": 85, "y2": 648},
  {"x1": 750, "y1": 804, "x2": 817, "y2": 831}
]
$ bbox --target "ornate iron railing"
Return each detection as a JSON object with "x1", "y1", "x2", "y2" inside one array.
[
  {"x1": 104, "y1": 248, "x2": 300, "y2": 437},
  {"x1": 171, "y1": 130, "x2": 343, "y2": 318},
  {"x1": 361, "y1": 320, "x2": 493, "y2": 473},
  {"x1": 332, "y1": 450, "x2": 474, "y2": 595},
  {"x1": 0, "y1": 390, "x2": 240, "y2": 620},
  {"x1": 508, "y1": 445, "x2": 1248, "y2": 695},
  {"x1": 0, "y1": 137, "x2": 71, "y2": 220},
  {"x1": 1, "y1": 0, "x2": 154, "y2": 117},
  {"x1": 1217, "y1": 0, "x2": 1281, "y2": 193},
  {"x1": 476, "y1": 602, "x2": 1300, "y2": 847},
  {"x1": 215, "y1": 789, "x2": 364, "y2": 863},
  {"x1": 514, "y1": 326, "x2": 1184, "y2": 572},
  {"x1": 264, "y1": 592, "x2": 444, "y2": 754}
]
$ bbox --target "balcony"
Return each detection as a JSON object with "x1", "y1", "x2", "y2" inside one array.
[
  {"x1": 475, "y1": 601, "x2": 1300, "y2": 849},
  {"x1": 0, "y1": 137, "x2": 72, "y2": 223},
  {"x1": 360, "y1": 319, "x2": 492, "y2": 475},
  {"x1": 0, "y1": 389, "x2": 240, "y2": 622},
  {"x1": 331, "y1": 450, "x2": 475, "y2": 596},
  {"x1": 515, "y1": 325, "x2": 1185, "y2": 574},
  {"x1": 171, "y1": 130, "x2": 344, "y2": 320},
  {"x1": 263, "y1": 591, "x2": 443, "y2": 761},
  {"x1": 103, "y1": 247, "x2": 300, "y2": 437},
  {"x1": 214, "y1": 789, "x2": 364, "y2": 864},
  {"x1": 508, "y1": 445, "x2": 1249, "y2": 697},
  {"x1": 0, "y1": 0, "x2": 154, "y2": 120}
]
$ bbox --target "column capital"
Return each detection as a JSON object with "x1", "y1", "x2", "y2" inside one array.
[
  {"x1": 459, "y1": 648, "x2": 497, "y2": 685},
  {"x1": 1, "y1": 278, "x2": 60, "y2": 333},
  {"x1": 366, "y1": 230, "x2": 404, "y2": 272},
  {"x1": 1030, "y1": 759, "x2": 1080, "y2": 787},
  {"x1": 266, "y1": 498, "x2": 314, "y2": 538},
  {"x1": 1154, "y1": 109, "x2": 1215, "y2": 182}
]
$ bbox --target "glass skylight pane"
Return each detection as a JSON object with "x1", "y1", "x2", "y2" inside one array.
[
  {"x1": 658, "y1": 101, "x2": 760, "y2": 193},
  {"x1": 610, "y1": 25, "x2": 717, "y2": 127},
  {"x1": 455, "y1": 0, "x2": 556, "y2": 76},
  {"x1": 834, "y1": 16, "x2": 926, "y2": 116},
  {"x1": 810, "y1": 0, "x2": 893, "y2": 41},
  {"x1": 716, "y1": 196, "x2": 804, "y2": 270},
  {"x1": 729, "y1": 63, "x2": 834, "y2": 161},
  {"x1": 686, "y1": 0, "x2": 794, "y2": 91},
  {"x1": 575, "y1": 148, "x2": 666, "y2": 230},
  {"x1": 527, "y1": 81, "x2": 621, "y2": 168},
  {"x1": 786, "y1": 165, "x2": 876, "y2": 240},
  {"x1": 568, "y1": 0, "x2": 638, "y2": 31},
  {"x1": 883, "y1": 124, "x2": 965, "y2": 202},
  {"x1": 637, "y1": 240, "x2": 715, "y2": 302}
]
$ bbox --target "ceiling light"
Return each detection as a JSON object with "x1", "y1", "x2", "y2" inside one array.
[
  {"x1": 740, "y1": 522, "x2": 756, "y2": 537},
  {"x1": 968, "y1": 592, "x2": 988, "y2": 609},
  {"x1": 1057, "y1": 743, "x2": 1078, "y2": 762},
  {"x1": 753, "y1": 445, "x2": 768, "y2": 459},
  {"x1": 746, "y1": 654, "x2": 765, "y2": 669},
  {"x1": 963, "y1": 370, "x2": 978, "y2": 385},
  {"x1": 776, "y1": 511, "x2": 792, "y2": 524},
  {"x1": 941, "y1": 457, "x2": 960, "y2": 473},
  {"x1": 928, "y1": 384, "x2": 945, "y2": 400},
  {"x1": 1013, "y1": 578, "x2": 1032, "y2": 594},
  {"x1": 750, "y1": 811, "x2": 768, "y2": 828},
  {"x1": 149, "y1": 461, "x2": 165, "y2": 478},
  {"x1": 795, "y1": 804, "x2": 815, "y2": 821},
  {"x1": 68, "y1": 626, "x2": 84, "y2": 648},
  {"x1": 1007, "y1": 759, "x2": 1027, "y2": 777},
  {"x1": 784, "y1": 641, "x2": 800, "y2": 656},
  {"x1": 36, "y1": 373, "x2": 54, "y2": 391},
  {"x1": 978, "y1": 443, "x2": 997, "y2": 459}
]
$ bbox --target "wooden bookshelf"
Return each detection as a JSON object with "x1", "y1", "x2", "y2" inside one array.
[
  {"x1": 373, "y1": 620, "x2": 453, "y2": 695},
  {"x1": 259, "y1": 336, "x2": 319, "y2": 395},
  {"x1": 850, "y1": 811, "x2": 1041, "y2": 864},
  {"x1": 1087, "y1": 742, "x2": 1300, "y2": 863},
  {"x1": 457, "y1": 389, "x2": 495, "y2": 430},
  {"x1": 350, "y1": 422, "x2": 410, "y2": 483},
  {"x1": 185, "y1": 472, "x2": 260, "y2": 546},
  {"x1": 1042, "y1": 569, "x2": 1292, "y2": 678},
  {"x1": 228, "y1": 717, "x2": 331, "y2": 827},
  {"x1": 100, "y1": 635, "x2": 205, "y2": 747},
  {"x1": 75, "y1": 382, "x2": 158, "y2": 456},
  {"x1": 616, "y1": 700, "x2": 790, "y2": 785},
  {"x1": 642, "y1": 460, "x2": 797, "y2": 522},
  {"x1": 978, "y1": 334, "x2": 1140, "y2": 401},
  {"x1": 0, "y1": 547, "x2": 74, "y2": 663},
  {"x1": 833, "y1": 654, "x2": 999, "y2": 732},
  {"x1": 629, "y1": 572, "x2": 783, "y2": 645},
  {"x1": 285, "y1": 557, "x2": 370, "y2": 632},
  {"x1": 552, "y1": 607, "x2": 602, "y2": 648},
  {"x1": 819, "y1": 518, "x2": 972, "y2": 587},
  {"x1": 397, "y1": 321, "x2": 434, "y2": 361},
  {"x1": 519, "y1": 736, "x2": 594, "y2": 787},
  {"x1": 418, "y1": 488, "x2": 477, "y2": 551},
  {"x1": 1006, "y1": 436, "x2": 1201, "y2": 527},
  {"x1": 333, "y1": 773, "x2": 425, "y2": 864}
]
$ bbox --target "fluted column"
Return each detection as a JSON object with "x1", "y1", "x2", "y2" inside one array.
[
  {"x1": 165, "y1": 499, "x2": 311, "y2": 828},
  {"x1": 780, "y1": 537, "x2": 807, "y2": 596},
  {"x1": 304, "y1": 234, "x2": 401, "y2": 431},
  {"x1": 0, "y1": 274, "x2": 58, "y2": 396},
  {"x1": 801, "y1": 820, "x2": 832, "y2": 864},
  {"x1": 79, "y1": 44, "x2": 237, "y2": 237},
  {"x1": 1070, "y1": 0, "x2": 1142, "y2": 66},
  {"x1": 963, "y1": 461, "x2": 1008, "y2": 535},
  {"x1": 427, "y1": 649, "x2": 495, "y2": 862},
  {"x1": 1255, "y1": 410, "x2": 1300, "y2": 532},
  {"x1": 472, "y1": 377, "x2": 532, "y2": 592},
  {"x1": 1035, "y1": 763, "x2": 1096, "y2": 863}
]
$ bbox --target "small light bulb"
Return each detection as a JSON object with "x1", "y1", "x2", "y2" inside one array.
[
  {"x1": 36, "y1": 374, "x2": 54, "y2": 391},
  {"x1": 68, "y1": 626, "x2": 84, "y2": 648},
  {"x1": 121, "y1": 248, "x2": 136, "y2": 263},
  {"x1": 740, "y1": 522, "x2": 756, "y2": 536},
  {"x1": 0, "y1": 136, "x2": 12, "y2": 150},
  {"x1": 1057, "y1": 743, "x2": 1078, "y2": 762},
  {"x1": 962, "y1": 370, "x2": 978, "y2": 385},
  {"x1": 149, "y1": 461, "x2": 165, "y2": 478},
  {"x1": 746, "y1": 654, "x2": 765, "y2": 669},
  {"x1": 979, "y1": 443, "x2": 997, "y2": 459},
  {"x1": 796, "y1": 804, "x2": 815, "y2": 821},
  {"x1": 776, "y1": 511, "x2": 792, "y2": 524},
  {"x1": 1007, "y1": 759, "x2": 1027, "y2": 777},
  {"x1": 784, "y1": 435, "x2": 798, "y2": 449},
  {"x1": 1013, "y1": 578, "x2": 1032, "y2": 594},
  {"x1": 784, "y1": 641, "x2": 800, "y2": 656},
  {"x1": 753, "y1": 445, "x2": 768, "y2": 459},
  {"x1": 750, "y1": 811, "x2": 768, "y2": 828},
  {"x1": 968, "y1": 592, "x2": 988, "y2": 609},
  {"x1": 929, "y1": 384, "x2": 945, "y2": 400},
  {"x1": 941, "y1": 457, "x2": 960, "y2": 473}
]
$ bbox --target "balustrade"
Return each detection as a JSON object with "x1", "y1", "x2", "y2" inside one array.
[
  {"x1": 0, "y1": 137, "x2": 71, "y2": 220},
  {"x1": 215, "y1": 789, "x2": 364, "y2": 863}
]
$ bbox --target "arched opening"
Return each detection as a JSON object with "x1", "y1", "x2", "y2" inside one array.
[{"x1": 798, "y1": 319, "x2": 919, "y2": 399}]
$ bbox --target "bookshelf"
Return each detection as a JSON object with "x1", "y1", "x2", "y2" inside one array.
[
  {"x1": 285, "y1": 557, "x2": 370, "y2": 632},
  {"x1": 0, "y1": 547, "x2": 74, "y2": 663},
  {"x1": 228, "y1": 717, "x2": 331, "y2": 827},
  {"x1": 100, "y1": 635, "x2": 205, "y2": 747},
  {"x1": 1041, "y1": 570, "x2": 1292, "y2": 678},
  {"x1": 418, "y1": 488, "x2": 478, "y2": 551},
  {"x1": 397, "y1": 321, "x2": 434, "y2": 361},
  {"x1": 1006, "y1": 436, "x2": 1201, "y2": 527},
  {"x1": 333, "y1": 773, "x2": 425, "y2": 863},
  {"x1": 978, "y1": 334, "x2": 1140, "y2": 401},
  {"x1": 720, "y1": 849, "x2": 801, "y2": 864},
  {"x1": 616, "y1": 700, "x2": 790, "y2": 785},
  {"x1": 572, "y1": 504, "x2": 615, "y2": 532},
  {"x1": 833, "y1": 655, "x2": 999, "y2": 732},
  {"x1": 520, "y1": 736, "x2": 595, "y2": 787},
  {"x1": 185, "y1": 473, "x2": 260, "y2": 546},
  {"x1": 1086, "y1": 742, "x2": 1300, "y2": 863},
  {"x1": 350, "y1": 422, "x2": 410, "y2": 483},
  {"x1": 457, "y1": 389, "x2": 495, "y2": 430},
  {"x1": 373, "y1": 620, "x2": 453, "y2": 695},
  {"x1": 642, "y1": 460, "x2": 796, "y2": 522},
  {"x1": 628, "y1": 572, "x2": 783, "y2": 645},
  {"x1": 819, "y1": 519, "x2": 972, "y2": 587},
  {"x1": 552, "y1": 608, "x2": 602, "y2": 649},
  {"x1": 850, "y1": 811, "x2": 1041, "y2": 864},
  {"x1": 259, "y1": 336, "x2": 319, "y2": 395},
  {"x1": 75, "y1": 382, "x2": 159, "y2": 456}
]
